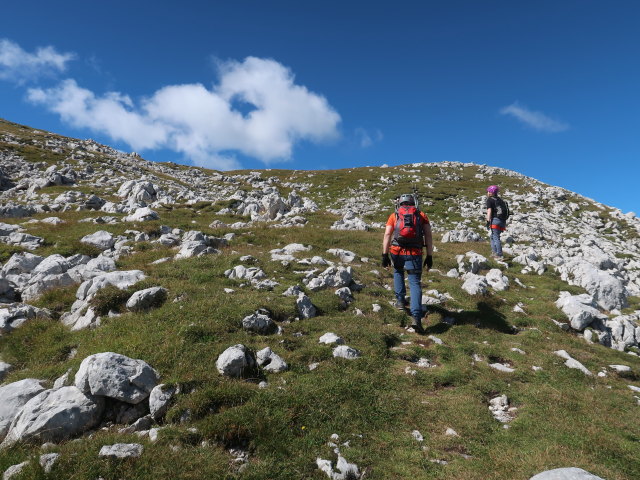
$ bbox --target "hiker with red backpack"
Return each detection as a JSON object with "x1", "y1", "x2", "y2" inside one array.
[
  {"x1": 381, "y1": 193, "x2": 433, "y2": 334},
  {"x1": 485, "y1": 185, "x2": 510, "y2": 259}
]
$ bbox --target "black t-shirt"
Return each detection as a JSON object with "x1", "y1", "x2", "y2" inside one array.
[{"x1": 486, "y1": 196, "x2": 508, "y2": 220}]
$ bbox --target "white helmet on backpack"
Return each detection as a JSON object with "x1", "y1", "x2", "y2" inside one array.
[{"x1": 398, "y1": 194, "x2": 416, "y2": 206}]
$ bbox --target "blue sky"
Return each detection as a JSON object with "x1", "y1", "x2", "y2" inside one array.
[{"x1": 1, "y1": 1, "x2": 638, "y2": 213}]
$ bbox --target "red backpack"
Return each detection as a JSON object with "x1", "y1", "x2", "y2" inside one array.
[{"x1": 392, "y1": 205, "x2": 424, "y2": 248}]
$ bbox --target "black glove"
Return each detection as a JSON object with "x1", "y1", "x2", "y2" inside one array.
[
  {"x1": 486, "y1": 221, "x2": 491, "y2": 230},
  {"x1": 424, "y1": 255, "x2": 433, "y2": 270},
  {"x1": 381, "y1": 253, "x2": 391, "y2": 268}
]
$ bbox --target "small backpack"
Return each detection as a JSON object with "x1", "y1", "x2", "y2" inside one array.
[
  {"x1": 494, "y1": 197, "x2": 510, "y2": 221},
  {"x1": 392, "y1": 205, "x2": 424, "y2": 248}
]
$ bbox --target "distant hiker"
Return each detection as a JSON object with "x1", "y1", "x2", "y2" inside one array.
[
  {"x1": 381, "y1": 193, "x2": 433, "y2": 333},
  {"x1": 485, "y1": 185, "x2": 510, "y2": 258}
]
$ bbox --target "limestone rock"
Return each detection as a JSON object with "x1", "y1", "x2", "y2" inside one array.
[
  {"x1": 80, "y1": 230, "x2": 115, "y2": 250},
  {"x1": 75, "y1": 352, "x2": 159, "y2": 404},
  {"x1": 553, "y1": 350, "x2": 592, "y2": 376},
  {"x1": 333, "y1": 345, "x2": 361, "y2": 360},
  {"x1": 486, "y1": 269, "x2": 509, "y2": 291},
  {"x1": 242, "y1": 311, "x2": 276, "y2": 334},
  {"x1": 149, "y1": 384, "x2": 176, "y2": 420},
  {"x1": 126, "y1": 287, "x2": 168, "y2": 311},
  {"x1": 529, "y1": 468, "x2": 605, "y2": 480},
  {"x1": 0, "y1": 379, "x2": 46, "y2": 440},
  {"x1": 296, "y1": 293, "x2": 317, "y2": 319},
  {"x1": 555, "y1": 292, "x2": 607, "y2": 331},
  {"x1": 99, "y1": 443, "x2": 144, "y2": 458},
  {"x1": 1, "y1": 386, "x2": 103, "y2": 447},
  {"x1": 124, "y1": 207, "x2": 159, "y2": 222},
  {"x1": 256, "y1": 347, "x2": 288, "y2": 373},
  {"x1": 461, "y1": 273, "x2": 488, "y2": 295},
  {"x1": 39, "y1": 453, "x2": 60, "y2": 474},
  {"x1": 319, "y1": 332, "x2": 344, "y2": 345},
  {"x1": 76, "y1": 270, "x2": 146, "y2": 301},
  {"x1": 3, "y1": 461, "x2": 29, "y2": 480},
  {"x1": 216, "y1": 344, "x2": 256, "y2": 378}
]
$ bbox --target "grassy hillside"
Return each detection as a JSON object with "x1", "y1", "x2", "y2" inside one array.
[{"x1": 0, "y1": 119, "x2": 639, "y2": 479}]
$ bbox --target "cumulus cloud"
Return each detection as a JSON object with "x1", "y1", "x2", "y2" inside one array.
[
  {"x1": 0, "y1": 39, "x2": 74, "y2": 83},
  {"x1": 27, "y1": 56, "x2": 341, "y2": 169},
  {"x1": 500, "y1": 102, "x2": 569, "y2": 133},
  {"x1": 354, "y1": 127, "x2": 383, "y2": 148}
]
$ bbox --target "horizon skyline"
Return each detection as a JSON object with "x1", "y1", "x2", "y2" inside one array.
[{"x1": 1, "y1": 1, "x2": 638, "y2": 214}]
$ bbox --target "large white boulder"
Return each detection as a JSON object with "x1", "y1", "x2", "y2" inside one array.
[
  {"x1": 559, "y1": 259, "x2": 627, "y2": 310},
  {"x1": 75, "y1": 352, "x2": 159, "y2": 404},
  {"x1": 0, "y1": 379, "x2": 46, "y2": 440},
  {"x1": 555, "y1": 292, "x2": 607, "y2": 331},
  {"x1": 1, "y1": 252, "x2": 44, "y2": 276},
  {"x1": 0, "y1": 386, "x2": 103, "y2": 447}
]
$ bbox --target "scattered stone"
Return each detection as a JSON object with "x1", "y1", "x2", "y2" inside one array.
[
  {"x1": 242, "y1": 310, "x2": 277, "y2": 334},
  {"x1": 412, "y1": 430, "x2": 424, "y2": 441},
  {"x1": 608, "y1": 364, "x2": 631, "y2": 373},
  {"x1": 2, "y1": 461, "x2": 29, "y2": 480},
  {"x1": 149, "y1": 384, "x2": 176, "y2": 420},
  {"x1": 99, "y1": 443, "x2": 144, "y2": 458},
  {"x1": 445, "y1": 428, "x2": 459, "y2": 437},
  {"x1": 488, "y1": 394, "x2": 516, "y2": 423},
  {"x1": 333, "y1": 345, "x2": 361, "y2": 360},
  {"x1": 489, "y1": 363, "x2": 515, "y2": 373},
  {"x1": 486, "y1": 269, "x2": 509, "y2": 291},
  {"x1": 126, "y1": 287, "x2": 168, "y2": 311},
  {"x1": 553, "y1": 350, "x2": 593, "y2": 376},
  {"x1": 216, "y1": 344, "x2": 256, "y2": 378},
  {"x1": 461, "y1": 273, "x2": 489, "y2": 295},
  {"x1": 80, "y1": 230, "x2": 115, "y2": 250},
  {"x1": 39, "y1": 453, "x2": 60, "y2": 474},
  {"x1": 0, "y1": 362, "x2": 11, "y2": 382},
  {"x1": 319, "y1": 333, "x2": 344, "y2": 345},
  {"x1": 296, "y1": 292, "x2": 317, "y2": 319},
  {"x1": 316, "y1": 454, "x2": 361, "y2": 479},
  {"x1": 256, "y1": 347, "x2": 288, "y2": 373}
]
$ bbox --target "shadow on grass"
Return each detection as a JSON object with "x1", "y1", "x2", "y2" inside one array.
[{"x1": 425, "y1": 300, "x2": 515, "y2": 335}]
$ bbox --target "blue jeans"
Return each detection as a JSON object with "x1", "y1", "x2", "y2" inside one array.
[
  {"x1": 490, "y1": 218, "x2": 505, "y2": 256},
  {"x1": 391, "y1": 254, "x2": 423, "y2": 323}
]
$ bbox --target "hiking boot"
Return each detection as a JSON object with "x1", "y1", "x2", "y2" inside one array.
[
  {"x1": 394, "y1": 299, "x2": 407, "y2": 310},
  {"x1": 410, "y1": 322, "x2": 424, "y2": 334}
]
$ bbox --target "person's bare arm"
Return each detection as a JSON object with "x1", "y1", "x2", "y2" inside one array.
[
  {"x1": 486, "y1": 207, "x2": 492, "y2": 222},
  {"x1": 423, "y1": 222, "x2": 433, "y2": 256},
  {"x1": 383, "y1": 225, "x2": 393, "y2": 254}
]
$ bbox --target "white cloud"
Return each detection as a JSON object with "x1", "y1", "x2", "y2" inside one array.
[
  {"x1": 27, "y1": 57, "x2": 341, "y2": 169},
  {"x1": 355, "y1": 127, "x2": 383, "y2": 148},
  {"x1": 0, "y1": 39, "x2": 74, "y2": 83},
  {"x1": 500, "y1": 102, "x2": 569, "y2": 133}
]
